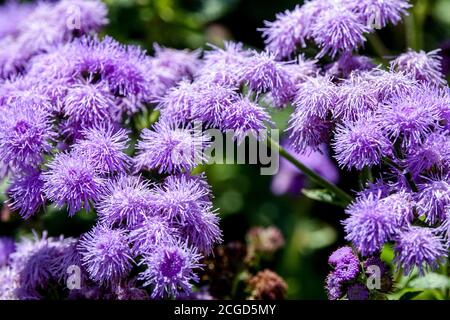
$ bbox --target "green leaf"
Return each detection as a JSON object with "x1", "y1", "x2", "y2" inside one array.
[
  {"x1": 409, "y1": 273, "x2": 450, "y2": 290},
  {"x1": 301, "y1": 189, "x2": 344, "y2": 207},
  {"x1": 399, "y1": 290, "x2": 423, "y2": 300}
]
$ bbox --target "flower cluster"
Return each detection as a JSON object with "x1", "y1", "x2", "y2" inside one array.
[{"x1": 261, "y1": 0, "x2": 411, "y2": 59}]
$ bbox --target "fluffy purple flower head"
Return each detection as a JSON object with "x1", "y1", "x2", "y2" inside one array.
[
  {"x1": 346, "y1": 283, "x2": 369, "y2": 300},
  {"x1": 0, "y1": 266, "x2": 19, "y2": 300},
  {"x1": 42, "y1": 152, "x2": 104, "y2": 216},
  {"x1": 135, "y1": 121, "x2": 210, "y2": 174},
  {"x1": 0, "y1": 103, "x2": 54, "y2": 169},
  {"x1": 364, "y1": 256, "x2": 389, "y2": 276},
  {"x1": 382, "y1": 190, "x2": 414, "y2": 225},
  {"x1": 343, "y1": 193, "x2": 399, "y2": 256},
  {"x1": 221, "y1": 96, "x2": 271, "y2": 143},
  {"x1": 327, "y1": 53, "x2": 375, "y2": 78},
  {"x1": 0, "y1": 1, "x2": 34, "y2": 39},
  {"x1": 416, "y1": 175, "x2": 450, "y2": 225},
  {"x1": 328, "y1": 246, "x2": 356, "y2": 267},
  {"x1": 73, "y1": 125, "x2": 131, "y2": 175},
  {"x1": 333, "y1": 76, "x2": 379, "y2": 121},
  {"x1": 325, "y1": 272, "x2": 343, "y2": 300},
  {"x1": 405, "y1": 131, "x2": 450, "y2": 177},
  {"x1": 48, "y1": 240, "x2": 86, "y2": 284},
  {"x1": 9, "y1": 232, "x2": 69, "y2": 294},
  {"x1": 96, "y1": 175, "x2": 153, "y2": 227},
  {"x1": 352, "y1": 0, "x2": 411, "y2": 29},
  {"x1": 391, "y1": 49, "x2": 446, "y2": 86},
  {"x1": 282, "y1": 55, "x2": 318, "y2": 85},
  {"x1": 241, "y1": 51, "x2": 295, "y2": 96},
  {"x1": 128, "y1": 215, "x2": 176, "y2": 256},
  {"x1": 312, "y1": 8, "x2": 369, "y2": 58},
  {"x1": 292, "y1": 76, "x2": 336, "y2": 118},
  {"x1": 366, "y1": 69, "x2": 417, "y2": 102},
  {"x1": 78, "y1": 225, "x2": 133, "y2": 285},
  {"x1": 63, "y1": 82, "x2": 117, "y2": 127},
  {"x1": 333, "y1": 117, "x2": 391, "y2": 170},
  {"x1": 334, "y1": 259, "x2": 360, "y2": 282},
  {"x1": 139, "y1": 241, "x2": 202, "y2": 299},
  {"x1": 152, "y1": 44, "x2": 199, "y2": 80},
  {"x1": 377, "y1": 86, "x2": 440, "y2": 148},
  {"x1": 287, "y1": 113, "x2": 332, "y2": 153},
  {"x1": 152, "y1": 175, "x2": 221, "y2": 253},
  {"x1": 157, "y1": 81, "x2": 200, "y2": 124},
  {"x1": 260, "y1": 5, "x2": 309, "y2": 59},
  {"x1": 394, "y1": 227, "x2": 447, "y2": 275},
  {"x1": 193, "y1": 84, "x2": 239, "y2": 127},
  {"x1": 7, "y1": 169, "x2": 45, "y2": 219},
  {"x1": 0, "y1": 237, "x2": 15, "y2": 266}
]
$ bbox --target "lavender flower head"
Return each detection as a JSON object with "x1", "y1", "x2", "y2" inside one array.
[
  {"x1": 416, "y1": 175, "x2": 450, "y2": 225},
  {"x1": 139, "y1": 241, "x2": 202, "y2": 299},
  {"x1": 391, "y1": 49, "x2": 446, "y2": 86},
  {"x1": 73, "y1": 125, "x2": 131, "y2": 175},
  {"x1": 135, "y1": 121, "x2": 210, "y2": 174},
  {"x1": 96, "y1": 175, "x2": 153, "y2": 227},
  {"x1": 42, "y1": 152, "x2": 104, "y2": 216},
  {"x1": 78, "y1": 225, "x2": 133, "y2": 285},
  {"x1": 394, "y1": 227, "x2": 447, "y2": 275},
  {"x1": 353, "y1": 0, "x2": 411, "y2": 28}
]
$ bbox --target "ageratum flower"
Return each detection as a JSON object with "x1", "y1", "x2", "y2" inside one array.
[
  {"x1": 0, "y1": 103, "x2": 55, "y2": 169},
  {"x1": 333, "y1": 117, "x2": 391, "y2": 170},
  {"x1": 135, "y1": 121, "x2": 210, "y2": 174},
  {"x1": 312, "y1": 8, "x2": 369, "y2": 58},
  {"x1": 394, "y1": 227, "x2": 447, "y2": 275},
  {"x1": 346, "y1": 283, "x2": 369, "y2": 300},
  {"x1": 292, "y1": 76, "x2": 336, "y2": 118},
  {"x1": 0, "y1": 266, "x2": 19, "y2": 300},
  {"x1": 326, "y1": 53, "x2": 375, "y2": 78},
  {"x1": 366, "y1": 69, "x2": 417, "y2": 102},
  {"x1": 328, "y1": 246, "x2": 356, "y2": 267},
  {"x1": 391, "y1": 49, "x2": 446, "y2": 86},
  {"x1": 0, "y1": 1, "x2": 33, "y2": 39},
  {"x1": 352, "y1": 0, "x2": 411, "y2": 29},
  {"x1": 73, "y1": 125, "x2": 131, "y2": 175},
  {"x1": 78, "y1": 225, "x2": 133, "y2": 285},
  {"x1": 381, "y1": 190, "x2": 414, "y2": 225},
  {"x1": 139, "y1": 241, "x2": 202, "y2": 299},
  {"x1": 63, "y1": 81, "x2": 117, "y2": 127},
  {"x1": 128, "y1": 215, "x2": 176, "y2": 256},
  {"x1": 416, "y1": 175, "x2": 450, "y2": 225},
  {"x1": 260, "y1": 5, "x2": 309, "y2": 59},
  {"x1": 333, "y1": 76, "x2": 379, "y2": 121},
  {"x1": 7, "y1": 169, "x2": 46, "y2": 219},
  {"x1": 287, "y1": 113, "x2": 332, "y2": 153},
  {"x1": 152, "y1": 175, "x2": 222, "y2": 253},
  {"x1": 405, "y1": 131, "x2": 450, "y2": 177},
  {"x1": 96, "y1": 175, "x2": 153, "y2": 227},
  {"x1": 42, "y1": 152, "x2": 104, "y2": 216},
  {"x1": 343, "y1": 194, "x2": 399, "y2": 256},
  {"x1": 221, "y1": 96, "x2": 271, "y2": 143},
  {"x1": 282, "y1": 55, "x2": 318, "y2": 85},
  {"x1": 0, "y1": 237, "x2": 15, "y2": 266},
  {"x1": 377, "y1": 86, "x2": 440, "y2": 148},
  {"x1": 325, "y1": 272, "x2": 343, "y2": 300}
]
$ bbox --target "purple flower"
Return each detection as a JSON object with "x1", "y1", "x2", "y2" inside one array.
[
  {"x1": 128, "y1": 215, "x2": 176, "y2": 256},
  {"x1": 328, "y1": 246, "x2": 356, "y2": 267},
  {"x1": 391, "y1": 49, "x2": 446, "y2": 86},
  {"x1": 139, "y1": 241, "x2": 202, "y2": 299},
  {"x1": 346, "y1": 283, "x2": 369, "y2": 300},
  {"x1": 292, "y1": 76, "x2": 336, "y2": 118},
  {"x1": 63, "y1": 82, "x2": 117, "y2": 127},
  {"x1": 7, "y1": 169, "x2": 46, "y2": 219},
  {"x1": 366, "y1": 69, "x2": 417, "y2": 102},
  {"x1": 72, "y1": 125, "x2": 131, "y2": 175},
  {"x1": 135, "y1": 121, "x2": 210, "y2": 174},
  {"x1": 287, "y1": 113, "x2": 332, "y2": 153},
  {"x1": 312, "y1": 8, "x2": 369, "y2": 59},
  {"x1": 271, "y1": 143, "x2": 339, "y2": 196},
  {"x1": 326, "y1": 53, "x2": 375, "y2": 78},
  {"x1": 0, "y1": 237, "x2": 15, "y2": 266},
  {"x1": 0, "y1": 1, "x2": 34, "y2": 39},
  {"x1": 333, "y1": 117, "x2": 391, "y2": 170},
  {"x1": 333, "y1": 76, "x2": 379, "y2": 121},
  {"x1": 221, "y1": 96, "x2": 271, "y2": 143},
  {"x1": 96, "y1": 175, "x2": 153, "y2": 227},
  {"x1": 42, "y1": 152, "x2": 104, "y2": 216},
  {"x1": 352, "y1": 0, "x2": 411, "y2": 28},
  {"x1": 325, "y1": 272, "x2": 343, "y2": 300},
  {"x1": 78, "y1": 224, "x2": 133, "y2": 285},
  {"x1": 343, "y1": 193, "x2": 399, "y2": 256},
  {"x1": 416, "y1": 175, "x2": 450, "y2": 225},
  {"x1": 382, "y1": 190, "x2": 414, "y2": 225},
  {"x1": 405, "y1": 131, "x2": 450, "y2": 177},
  {"x1": 282, "y1": 55, "x2": 318, "y2": 85},
  {"x1": 152, "y1": 175, "x2": 222, "y2": 253},
  {"x1": 377, "y1": 86, "x2": 440, "y2": 148},
  {"x1": 0, "y1": 266, "x2": 19, "y2": 300},
  {"x1": 157, "y1": 81, "x2": 200, "y2": 124},
  {"x1": 0, "y1": 103, "x2": 55, "y2": 169},
  {"x1": 333, "y1": 257, "x2": 360, "y2": 282},
  {"x1": 364, "y1": 256, "x2": 389, "y2": 276},
  {"x1": 260, "y1": 5, "x2": 309, "y2": 59},
  {"x1": 394, "y1": 227, "x2": 447, "y2": 275}
]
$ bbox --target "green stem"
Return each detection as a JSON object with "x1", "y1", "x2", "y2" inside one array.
[
  {"x1": 367, "y1": 33, "x2": 390, "y2": 60},
  {"x1": 268, "y1": 137, "x2": 353, "y2": 206}
]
